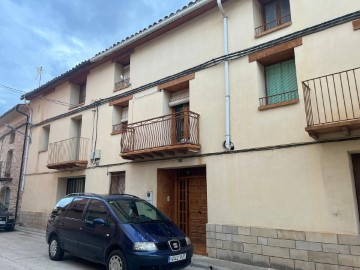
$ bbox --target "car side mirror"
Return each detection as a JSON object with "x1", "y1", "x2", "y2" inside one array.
[{"x1": 93, "y1": 218, "x2": 106, "y2": 226}]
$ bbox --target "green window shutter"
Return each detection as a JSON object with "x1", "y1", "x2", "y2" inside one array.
[{"x1": 265, "y1": 59, "x2": 298, "y2": 104}]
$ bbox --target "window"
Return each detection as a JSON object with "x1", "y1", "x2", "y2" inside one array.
[
  {"x1": 255, "y1": 0, "x2": 291, "y2": 35},
  {"x1": 114, "y1": 63, "x2": 131, "y2": 91},
  {"x1": 40, "y1": 125, "x2": 50, "y2": 151},
  {"x1": 79, "y1": 84, "x2": 86, "y2": 104},
  {"x1": 84, "y1": 199, "x2": 108, "y2": 222},
  {"x1": 112, "y1": 106, "x2": 128, "y2": 133},
  {"x1": 65, "y1": 197, "x2": 88, "y2": 219},
  {"x1": 66, "y1": 177, "x2": 85, "y2": 195},
  {"x1": 263, "y1": 58, "x2": 298, "y2": 105},
  {"x1": 109, "y1": 172, "x2": 125, "y2": 194},
  {"x1": 5, "y1": 150, "x2": 13, "y2": 177},
  {"x1": 9, "y1": 131, "x2": 15, "y2": 144},
  {"x1": 70, "y1": 82, "x2": 86, "y2": 108},
  {"x1": 51, "y1": 197, "x2": 73, "y2": 217}
]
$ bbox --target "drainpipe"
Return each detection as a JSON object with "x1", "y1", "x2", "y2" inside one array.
[
  {"x1": 217, "y1": 0, "x2": 234, "y2": 151},
  {"x1": 14, "y1": 104, "x2": 30, "y2": 222}
]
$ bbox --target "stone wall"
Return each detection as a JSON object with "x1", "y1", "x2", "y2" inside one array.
[
  {"x1": 207, "y1": 224, "x2": 360, "y2": 270},
  {"x1": 19, "y1": 211, "x2": 48, "y2": 230}
]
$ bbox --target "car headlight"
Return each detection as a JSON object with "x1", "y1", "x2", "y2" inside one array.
[
  {"x1": 133, "y1": 242, "x2": 158, "y2": 251},
  {"x1": 185, "y1": 236, "x2": 192, "y2": 245},
  {"x1": 8, "y1": 216, "x2": 15, "y2": 220}
]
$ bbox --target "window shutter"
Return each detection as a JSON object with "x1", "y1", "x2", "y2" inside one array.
[
  {"x1": 121, "y1": 107, "x2": 128, "y2": 123},
  {"x1": 169, "y1": 90, "x2": 189, "y2": 107}
]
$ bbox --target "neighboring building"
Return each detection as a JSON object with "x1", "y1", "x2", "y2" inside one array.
[
  {"x1": 0, "y1": 105, "x2": 29, "y2": 217},
  {"x1": 19, "y1": 0, "x2": 360, "y2": 269}
]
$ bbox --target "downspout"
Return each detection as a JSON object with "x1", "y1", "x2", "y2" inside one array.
[
  {"x1": 14, "y1": 104, "x2": 30, "y2": 222},
  {"x1": 21, "y1": 104, "x2": 32, "y2": 191},
  {"x1": 217, "y1": 0, "x2": 234, "y2": 151}
]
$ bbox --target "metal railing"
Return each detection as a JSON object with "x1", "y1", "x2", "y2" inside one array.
[
  {"x1": 259, "y1": 90, "x2": 299, "y2": 106},
  {"x1": 115, "y1": 78, "x2": 130, "y2": 89},
  {"x1": 47, "y1": 137, "x2": 89, "y2": 165},
  {"x1": 121, "y1": 111, "x2": 200, "y2": 153},
  {"x1": 255, "y1": 14, "x2": 291, "y2": 35},
  {"x1": 303, "y1": 67, "x2": 360, "y2": 127},
  {"x1": 0, "y1": 161, "x2": 11, "y2": 178},
  {"x1": 112, "y1": 123, "x2": 127, "y2": 133}
]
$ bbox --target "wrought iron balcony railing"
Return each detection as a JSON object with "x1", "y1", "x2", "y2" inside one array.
[
  {"x1": 115, "y1": 78, "x2": 130, "y2": 90},
  {"x1": 303, "y1": 67, "x2": 360, "y2": 137},
  {"x1": 259, "y1": 90, "x2": 299, "y2": 107},
  {"x1": 47, "y1": 137, "x2": 89, "y2": 169},
  {"x1": 120, "y1": 111, "x2": 200, "y2": 159},
  {"x1": 255, "y1": 14, "x2": 291, "y2": 36}
]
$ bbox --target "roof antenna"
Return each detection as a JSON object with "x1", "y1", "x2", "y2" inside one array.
[{"x1": 35, "y1": 67, "x2": 46, "y2": 87}]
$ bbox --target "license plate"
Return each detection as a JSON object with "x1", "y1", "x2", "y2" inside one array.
[
  {"x1": 168, "y1": 253, "x2": 186, "y2": 263},
  {"x1": 0, "y1": 221, "x2": 5, "y2": 225}
]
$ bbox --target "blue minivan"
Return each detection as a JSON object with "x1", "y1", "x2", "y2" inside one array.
[{"x1": 46, "y1": 193, "x2": 193, "y2": 270}]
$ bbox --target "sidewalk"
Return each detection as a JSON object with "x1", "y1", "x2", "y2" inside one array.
[{"x1": 16, "y1": 225, "x2": 269, "y2": 270}]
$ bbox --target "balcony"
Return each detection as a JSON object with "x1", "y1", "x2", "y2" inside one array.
[
  {"x1": 303, "y1": 67, "x2": 360, "y2": 139},
  {"x1": 0, "y1": 162, "x2": 12, "y2": 181},
  {"x1": 114, "y1": 78, "x2": 130, "y2": 91},
  {"x1": 120, "y1": 111, "x2": 200, "y2": 160},
  {"x1": 47, "y1": 137, "x2": 89, "y2": 170},
  {"x1": 255, "y1": 14, "x2": 291, "y2": 37}
]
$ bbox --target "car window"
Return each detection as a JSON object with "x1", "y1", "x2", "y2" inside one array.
[
  {"x1": 109, "y1": 199, "x2": 168, "y2": 223},
  {"x1": 0, "y1": 202, "x2": 6, "y2": 211},
  {"x1": 65, "y1": 197, "x2": 89, "y2": 220},
  {"x1": 84, "y1": 199, "x2": 108, "y2": 223},
  {"x1": 51, "y1": 197, "x2": 73, "y2": 217}
]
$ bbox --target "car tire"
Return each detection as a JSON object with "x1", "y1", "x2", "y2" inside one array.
[
  {"x1": 107, "y1": 250, "x2": 127, "y2": 270},
  {"x1": 48, "y1": 236, "x2": 64, "y2": 261}
]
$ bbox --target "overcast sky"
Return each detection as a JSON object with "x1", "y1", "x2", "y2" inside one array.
[{"x1": 0, "y1": 0, "x2": 192, "y2": 115}]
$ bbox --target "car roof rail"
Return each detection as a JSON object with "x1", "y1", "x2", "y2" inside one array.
[
  {"x1": 66, "y1": 193, "x2": 102, "y2": 198},
  {"x1": 109, "y1": 193, "x2": 140, "y2": 199}
]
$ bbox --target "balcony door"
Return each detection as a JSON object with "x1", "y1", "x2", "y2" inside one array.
[{"x1": 172, "y1": 103, "x2": 189, "y2": 144}]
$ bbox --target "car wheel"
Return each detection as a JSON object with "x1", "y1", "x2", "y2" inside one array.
[
  {"x1": 48, "y1": 236, "x2": 64, "y2": 261},
  {"x1": 107, "y1": 250, "x2": 127, "y2": 270}
]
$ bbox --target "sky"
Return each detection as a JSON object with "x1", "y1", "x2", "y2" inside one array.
[{"x1": 0, "y1": 0, "x2": 192, "y2": 115}]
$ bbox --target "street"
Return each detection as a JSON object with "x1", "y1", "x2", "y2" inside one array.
[{"x1": 0, "y1": 229, "x2": 201, "y2": 270}]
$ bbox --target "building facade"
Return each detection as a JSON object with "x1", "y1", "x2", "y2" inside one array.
[
  {"x1": 20, "y1": 0, "x2": 360, "y2": 269},
  {"x1": 0, "y1": 105, "x2": 29, "y2": 217}
]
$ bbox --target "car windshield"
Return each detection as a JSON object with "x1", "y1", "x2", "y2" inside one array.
[
  {"x1": 0, "y1": 202, "x2": 6, "y2": 211},
  {"x1": 109, "y1": 200, "x2": 168, "y2": 224}
]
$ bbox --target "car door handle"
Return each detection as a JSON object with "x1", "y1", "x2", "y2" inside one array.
[
  {"x1": 80, "y1": 227, "x2": 84, "y2": 231},
  {"x1": 59, "y1": 222, "x2": 64, "y2": 226}
]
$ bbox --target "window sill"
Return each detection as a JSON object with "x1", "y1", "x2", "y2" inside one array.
[
  {"x1": 255, "y1": 22, "x2": 292, "y2": 38},
  {"x1": 113, "y1": 85, "x2": 130, "y2": 93},
  {"x1": 69, "y1": 102, "x2": 85, "y2": 110},
  {"x1": 38, "y1": 149, "x2": 48, "y2": 153},
  {"x1": 258, "y1": 99, "x2": 299, "y2": 111}
]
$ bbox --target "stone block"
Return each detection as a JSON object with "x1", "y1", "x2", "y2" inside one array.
[
  {"x1": 251, "y1": 227, "x2": 277, "y2": 238},
  {"x1": 230, "y1": 241, "x2": 244, "y2": 252},
  {"x1": 206, "y1": 224, "x2": 216, "y2": 232},
  {"x1": 232, "y1": 234, "x2": 258, "y2": 244},
  {"x1": 269, "y1": 238, "x2": 296, "y2": 249},
  {"x1": 279, "y1": 230, "x2": 306, "y2": 241},
  {"x1": 216, "y1": 240, "x2": 222, "y2": 249},
  {"x1": 308, "y1": 251, "x2": 338, "y2": 264},
  {"x1": 339, "y1": 255, "x2": 360, "y2": 267},
  {"x1": 258, "y1": 237, "x2": 268, "y2": 245},
  {"x1": 232, "y1": 251, "x2": 252, "y2": 265},
  {"x1": 238, "y1": 226, "x2": 251, "y2": 235},
  {"x1": 306, "y1": 232, "x2": 338, "y2": 244},
  {"x1": 206, "y1": 231, "x2": 216, "y2": 239},
  {"x1": 296, "y1": 241, "x2": 323, "y2": 251},
  {"x1": 295, "y1": 260, "x2": 315, "y2": 270},
  {"x1": 270, "y1": 257, "x2": 295, "y2": 270},
  {"x1": 222, "y1": 241, "x2": 231, "y2": 250},
  {"x1": 207, "y1": 247, "x2": 216, "y2": 258},
  {"x1": 207, "y1": 238, "x2": 216, "y2": 248},
  {"x1": 223, "y1": 225, "x2": 238, "y2": 234},
  {"x1": 253, "y1": 254, "x2": 270, "y2": 268},
  {"x1": 323, "y1": 244, "x2": 343, "y2": 254},
  {"x1": 341, "y1": 246, "x2": 351, "y2": 255},
  {"x1": 351, "y1": 246, "x2": 360, "y2": 256},
  {"x1": 339, "y1": 235, "x2": 360, "y2": 246},
  {"x1": 291, "y1": 249, "x2": 309, "y2": 261},
  {"x1": 216, "y1": 233, "x2": 232, "y2": 241},
  {"x1": 339, "y1": 266, "x2": 353, "y2": 270},
  {"x1": 315, "y1": 263, "x2": 339, "y2": 270},
  {"x1": 263, "y1": 246, "x2": 290, "y2": 258},
  {"x1": 217, "y1": 249, "x2": 232, "y2": 261},
  {"x1": 216, "y1": 224, "x2": 223, "y2": 233},
  {"x1": 243, "y1": 243, "x2": 262, "y2": 255}
]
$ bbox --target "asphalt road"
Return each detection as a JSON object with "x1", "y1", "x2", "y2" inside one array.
[{"x1": 0, "y1": 229, "x2": 201, "y2": 270}]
